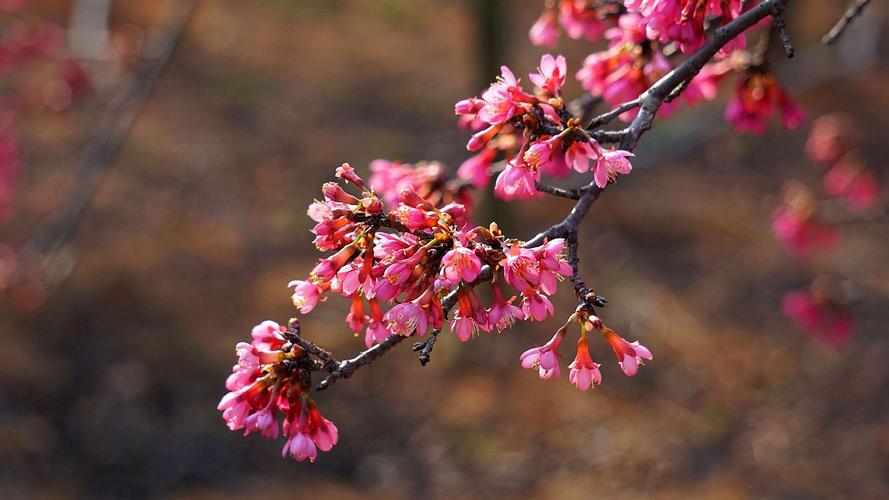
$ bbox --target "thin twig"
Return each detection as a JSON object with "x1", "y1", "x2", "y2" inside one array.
[
  {"x1": 771, "y1": 3, "x2": 795, "y2": 58},
  {"x1": 823, "y1": 0, "x2": 872, "y2": 45}
]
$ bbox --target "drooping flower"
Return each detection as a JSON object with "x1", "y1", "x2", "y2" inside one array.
[
  {"x1": 568, "y1": 336, "x2": 602, "y2": 391},
  {"x1": 520, "y1": 327, "x2": 567, "y2": 381},
  {"x1": 771, "y1": 184, "x2": 838, "y2": 259},
  {"x1": 602, "y1": 326, "x2": 652, "y2": 376}
]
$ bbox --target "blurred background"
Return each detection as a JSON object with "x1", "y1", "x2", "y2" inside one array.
[{"x1": 1, "y1": 1, "x2": 887, "y2": 498}]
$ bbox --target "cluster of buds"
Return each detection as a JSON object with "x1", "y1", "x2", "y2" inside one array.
[
  {"x1": 623, "y1": 0, "x2": 745, "y2": 54},
  {"x1": 577, "y1": 14, "x2": 719, "y2": 121},
  {"x1": 454, "y1": 54, "x2": 635, "y2": 198},
  {"x1": 289, "y1": 163, "x2": 573, "y2": 349},
  {"x1": 529, "y1": 0, "x2": 622, "y2": 47},
  {"x1": 520, "y1": 308, "x2": 652, "y2": 390},
  {"x1": 218, "y1": 320, "x2": 339, "y2": 462}
]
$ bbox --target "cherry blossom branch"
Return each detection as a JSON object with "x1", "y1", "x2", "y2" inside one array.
[
  {"x1": 288, "y1": 0, "x2": 792, "y2": 392},
  {"x1": 617, "y1": 0, "x2": 790, "y2": 151},
  {"x1": 823, "y1": 0, "x2": 873, "y2": 45}
]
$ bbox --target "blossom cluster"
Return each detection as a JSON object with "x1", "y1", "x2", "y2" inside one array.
[
  {"x1": 218, "y1": 320, "x2": 339, "y2": 462},
  {"x1": 289, "y1": 163, "x2": 572, "y2": 348},
  {"x1": 529, "y1": 0, "x2": 805, "y2": 135},
  {"x1": 454, "y1": 54, "x2": 634, "y2": 199},
  {"x1": 519, "y1": 309, "x2": 652, "y2": 391},
  {"x1": 623, "y1": 0, "x2": 745, "y2": 54},
  {"x1": 576, "y1": 13, "x2": 719, "y2": 121}
]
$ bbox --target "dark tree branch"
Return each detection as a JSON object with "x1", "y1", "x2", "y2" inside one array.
[
  {"x1": 771, "y1": 2, "x2": 795, "y2": 58},
  {"x1": 823, "y1": 0, "x2": 872, "y2": 45}
]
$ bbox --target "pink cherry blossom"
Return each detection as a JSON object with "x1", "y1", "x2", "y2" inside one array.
[
  {"x1": 522, "y1": 290, "x2": 554, "y2": 322},
  {"x1": 289, "y1": 280, "x2": 322, "y2": 314},
  {"x1": 593, "y1": 148, "x2": 634, "y2": 188},
  {"x1": 529, "y1": 54, "x2": 567, "y2": 96},
  {"x1": 568, "y1": 336, "x2": 602, "y2": 391},
  {"x1": 565, "y1": 140, "x2": 598, "y2": 173},
  {"x1": 494, "y1": 157, "x2": 539, "y2": 200},
  {"x1": 603, "y1": 327, "x2": 652, "y2": 376},
  {"x1": 384, "y1": 301, "x2": 428, "y2": 336},
  {"x1": 487, "y1": 283, "x2": 525, "y2": 332},
  {"x1": 520, "y1": 328, "x2": 566, "y2": 381},
  {"x1": 441, "y1": 245, "x2": 482, "y2": 284}
]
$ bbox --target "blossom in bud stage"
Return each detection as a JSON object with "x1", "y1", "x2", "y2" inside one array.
[
  {"x1": 593, "y1": 148, "x2": 634, "y2": 189},
  {"x1": 529, "y1": 54, "x2": 567, "y2": 96},
  {"x1": 455, "y1": 97, "x2": 484, "y2": 116},
  {"x1": 520, "y1": 328, "x2": 566, "y2": 380},
  {"x1": 335, "y1": 162, "x2": 365, "y2": 188},
  {"x1": 603, "y1": 326, "x2": 652, "y2": 376},
  {"x1": 529, "y1": 8, "x2": 559, "y2": 47},
  {"x1": 220, "y1": 321, "x2": 339, "y2": 461},
  {"x1": 569, "y1": 336, "x2": 602, "y2": 391},
  {"x1": 782, "y1": 288, "x2": 855, "y2": 348}
]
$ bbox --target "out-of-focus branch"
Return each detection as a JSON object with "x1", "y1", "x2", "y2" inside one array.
[
  {"x1": 21, "y1": 1, "x2": 196, "y2": 279},
  {"x1": 823, "y1": 0, "x2": 873, "y2": 45}
]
